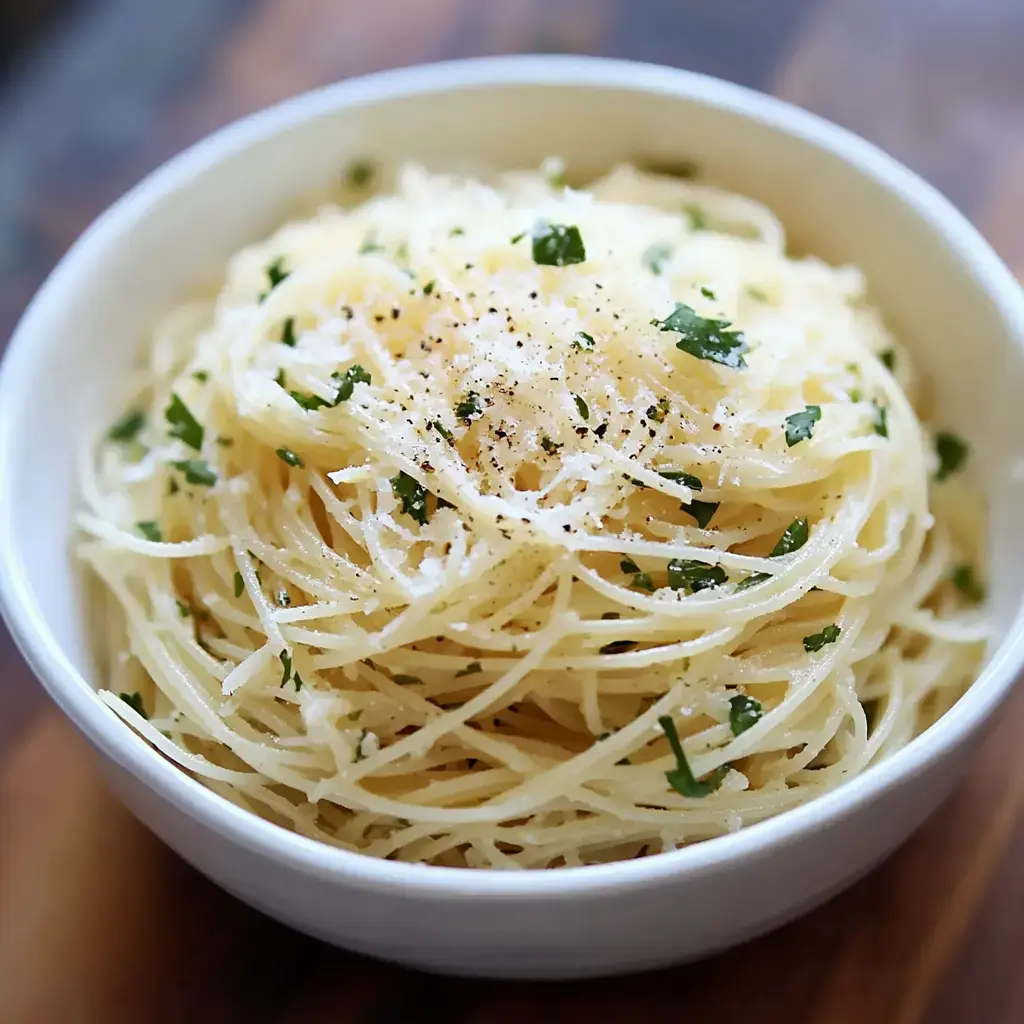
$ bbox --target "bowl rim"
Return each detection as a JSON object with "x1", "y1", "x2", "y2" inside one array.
[{"x1": 3, "y1": 53, "x2": 1024, "y2": 898}]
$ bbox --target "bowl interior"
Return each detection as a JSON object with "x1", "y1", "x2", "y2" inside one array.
[{"x1": 4, "y1": 58, "x2": 1024, "y2": 808}]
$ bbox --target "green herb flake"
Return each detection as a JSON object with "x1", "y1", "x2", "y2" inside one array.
[
  {"x1": 289, "y1": 390, "x2": 329, "y2": 411},
  {"x1": 646, "y1": 397, "x2": 671, "y2": 424},
  {"x1": 935, "y1": 432, "x2": 968, "y2": 482},
  {"x1": 233, "y1": 572, "x2": 244, "y2": 599},
  {"x1": 642, "y1": 241, "x2": 673, "y2": 275},
  {"x1": 171, "y1": 459, "x2": 217, "y2": 487},
  {"x1": 331, "y1": 364, "x2": 372, "y2": 405},
  {"x1": 735, "y1": 572, "x2": 771, "y2": 592},
  {"x1": 168, "y1": 478, "x2": 179, "y2": 496},
  {"x1": 276, "y1": 447, "x2": 304, "y2": 468},
  {"x1": 136, "y1": 521, "x2": 162, "y2": 542},
  {"x1": 422, "y1": 280, "x2": 436, "y2": 296},
  {"x1": 680, "y1": 500, "x2": 719, "y2": 529},
  {"x1": 657, "y1": 470, "x2": 703, "y2": 491},
  {"x1": 531, "y1": 222, "x2": 586, "y2": 267},
  {"x1": 541, "y1": 435, "x2": 563, "y2": 455},
  {"x1": 880, "y1": 348, "x2": 896, "y2": 371},
  {"x1": 770, "y1": 518, "x2": 809, "y2": 557},
  {"x1": 784, "y1": 405, "x2": 821, "y2": 447},
  {"x1": 667, "y1": 558, "x2": 727, "y2": 593},
  {"x1": 620, "y1": 556, "x2": 655, "y2": 592},
  {"x1": 118, "y1": 691, "x2": 148, "y2": 719},
  {"x1": 600, "y1": 612, "x2": 621, "y2": 620},
  {"x1": 683, "y1": 203, "x2": 710, "y2": 231},
  {"x1": 455, "y1": 391, "x2": 483, "y2": 421},
  {"x1": 729, "y1": 694, "x2": 763, "y2": 736},
  {"x1": 358, "y1": 235, "x2": 384, "y2": 255},
  {"x1": 430, "y1": 420, "x2": 454, "y2": 443},
  {"x1": 804, "y1": 624, "x2": 841, "y2": 652},
  {"x1": 392, "y1": 674, "x2": 422, "y2": 686},
  {"x1": 277, "y1": 590, "x2": 291, "y2": 607},
  {"x1": 263, "y1": 257, "x2": 290, "y2": 298},
  {"x1": 455, "y1": 661, "x2": 483, "y2": 678},
  {"x1": 746, "y1": 286, "x2": 768, "y2": 302},
  {"x1": 572, "y1": 331, "x2": 596, "y2": 351},
  {"x1": 215, "y1": 437, "x2": 233, "y2": 448},
  {"x1": 176, "y1": 600, "x2": 191, "y2": 618},
  {"x1": 652, "y1": 303, "x2": 748, "y2": 369},
  {"x1": 572, "y1": 393, "x2": 590, "y2": 421},
  {"x1": 347, "y1": 158, "x2": 376, "y2": 188},
  {"x1": 700, "y1": 286, "x2": 716, "y2": 300},
  {"x1": 449, "y1": 226, "x2": 465, "y2": 237},
  {"x1": 279, "y1": 650, "x2": 292, "y2": 687},
  {"x1": 660, "y1": 715, "x2": 727, "y2": 798},
  {"x1": 390, "y1": 471, "x2": 429, "y2": 525},
  {"x1": 280, "y1": 317, "x2": 297, "y2": 347},
  {"x1": 951, "y1": 564, "x2": 984, "y2": 603},
  {"x1": 165, "y1": 393, "x2": 204, "y2": 451},
  {"x1": 108, "y1": 409, "x2": 146, "y2": 443},
  {"x1": 873, "y1": 401, "x2": 889, "y2": 439},
  {"x1": 192, "y1": 370, "x2": 209, "y2": 384}
]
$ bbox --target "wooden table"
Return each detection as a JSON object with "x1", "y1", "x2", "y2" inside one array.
[{"x1": 2, "y1": 1, "x2": 1023, "y2": 1020}]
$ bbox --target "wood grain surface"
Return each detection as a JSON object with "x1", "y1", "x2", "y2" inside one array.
[{"x1": 1, "y1": 1, "x2": 1023, "y2": 1020}]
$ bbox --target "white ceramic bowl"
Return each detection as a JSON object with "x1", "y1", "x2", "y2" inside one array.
[{"x1": 2, "y1": 56, "x2": 1024, "y2": 980}]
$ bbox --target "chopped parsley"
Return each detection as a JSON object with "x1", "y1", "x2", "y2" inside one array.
[
  {"x1": 262, "y1": 257, "x2": 289, "y2": 299},
  {"x1": 358, "y1": 235, "x2": 384, "y2": 255},
  {"x1": 951, "y1": 564, "x2": 984, "y2": 602},
  {"x1": 276, "y1": 448, "x2": 303, "y2": 468},
  {"x1": 279, "y1": 650, "x2": 292, "y2": 687},
  {"x1": 652, "y1": 303, "x2": 748, "y2": 368},
  {"x1": 620, "y1": 556, "x2": 654, "y2": 592},
  {"x1": 600, "y1": 640, "x2": 637, "y2": 655},
  {"x1": 873, "y1": 401, "x2": 889, "y2": 438},
  {"x1": 784, "y1": 405, "x2": 821, "y2": 447},
  {"x1": 600, "y1": 612, "x2": 621, "y2": 620},
  {"x1": 646, "y1": 397, "x2": 671, "y2": 423},
  {"x1": 572, "y1": 393, "x2": 590, "y2": 421},
  {"x1": 392, "y1": 674, "x2": 421, "y2": 686},
  {"x1": 192, "y1": 370, "x2": 209, "y2": 383},
  {"x1": 136, "y1": 521, "x2": 162, "y2": 542},
  {"x1": 531, "y1": 222, "x2": 586, "y2": 266},
  {"x1": 422, "y1": 280, "x2": 436, "y2": 296},
  {"x1": 277, "y1": 590, "x2": 291, "y2": 607},
  {"x1": 455, "y1": 661, "x2": 483, "y2": 678},
  {"x1": 667, "y1": 558, "x2": 727, "y2": 592},
  {"x1": 347, "y1": 158, "x2": 376, "y2": 188},
  {"x1": 541, "y1": 435, "x2": 563, "y2": 455},
  {"x1": 171, "y1": 459, "x2": 217, "y2": 487},
  {"x1": 642, "y1": 242, "x2": 673, "y2": 275},
  {"x1": 935, "y1": 432, "x2": 968, "y2": 482},
  {"x1": 331, "y1": 364, "x2": 371, "y2": 404},
  {"x1": 455, "y1": 391, "x2": 483, "y2": 421},
  {"x1": 176, "y1": 600, "x2": 191, "y2": 618},
  {"x1": 680, "y1": 500, "x2": 719, "y2": 529},
  {"x1": 233, "y1": 572, "x2": 244, "y2": 599},
  {"x1": 118, "y1": 691, "x2": 148, "y2": 719},
  {"x1": 700, "y1": 286, "x2": 716, "y2": 300},
  {"x1": 683, "y1": 203, "x2": 710, "y2": 231},
  {"x1": 880, "y1": 348, "x2": 896, "y2": 371},
  {"x1": 729, "y1": 694, "x2": 762, "y2": 736},
  {"x1": 108, "y1": 409, "x2": 146, "y2": 443},
  {"x1": 660, "y1": 715, "x2": 726, "y2": 798},
  {"x1": 804, "y1": 624, "x2": 841, "y2": 652},
  {"x1": 572, "y1": 331, "x2": 596, "y2": 351},
  {"x1": 770, "y1": 518, "x2": 809, "y2": 557},
  {"x1": 165, "y1": 394, "x2": 204, "y2": 451},
  {"x1": 430, "y1": 420, "x2": 454, "y2": 443},
  {"x1": 658, "y1": 470, "x2": 703, "y2": 490},
  {"x1": 289, "y1": 390, "x2": 329, "y2": 411},
  {"x1": 280, "y1": 317, "x2": 297, "y2": 347},
  {"x1": 390, "y1": 471, "x2": 429, "y2": 525},
  {"x1": 449, "y1": 226, "x2": 465, "y2": 237},
  {"x1": 735, "y1": 572, "x2": 771, "y2": 592},
  {"x1": 746, "y1": 286, "x2": 768, "y2": 302}
]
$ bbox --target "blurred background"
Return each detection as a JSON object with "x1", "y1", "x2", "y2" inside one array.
[{"x1": 1, "y1": 1, "x2": 1024, "y2": 1021}]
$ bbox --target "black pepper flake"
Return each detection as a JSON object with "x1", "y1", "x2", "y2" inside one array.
[
  {"x1": 374, "y1": 314, "x2": 385, "y2": 323},
  {"x1": 341, "y1": 305, "x2": 353, "y2": 319},
  {"x1": 595, "y1": 423, "x2": 609, "y2": 438},
  {"x1": 488, "y1": 307, "x2": 498, "y2": 313},
  {"x1": 576, "y1": 427, "x2": 589, "y2": 437},
  {"x1": 391, "y1": 307, "x2": 400, "y2": 320}
]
